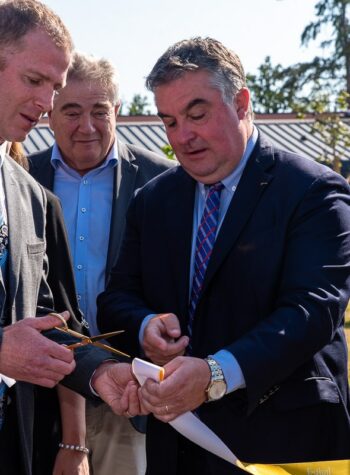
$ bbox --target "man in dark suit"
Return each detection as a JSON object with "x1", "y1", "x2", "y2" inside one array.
[
  {"x1": 29, "y1": 51, "x2": 174, "y2": 475},
  {"x1": 97, "y1": 37, "x2": 350, "y2": 474},
  {"x1": 0, "y1": 2, "x2": 142, "y2": 474}
]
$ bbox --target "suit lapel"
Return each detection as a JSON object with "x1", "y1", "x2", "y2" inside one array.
[
  {"x1": 163, "y1": 170, "x2": 196, "y2": 319},
  {"x1": 105, "y1": 141, "x2": 138, "y2": 281},
  {"x1": 0, "y1": 167, "x2": 5, "y2": 319},
  {"x1": 2, "y1": 157, "x2": 22, "y2": 313},
  {"x1": 200, "y1": 135, "x2": 276, "y2": 296},
  {"x1": 29, "y1": 147, "x2": 55, "y2": 189}
]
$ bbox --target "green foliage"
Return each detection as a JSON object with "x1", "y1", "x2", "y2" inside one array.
[
  {"x1": 247, "y1": 56, "x2": 300, "y2": 113},
  {"x1": 127, "y1": 94, "x2": 151, "y2": 116},
  {"x1": 299, "y1": 0, "x2": 350, "y2": 96},
  {"x1": 294, "y1": 91, "x2": 350, "y2": 174},
  {"x1": 247, "y1": 0, "x2": 350, "y2": 176},
  {"x1": 161, "y1": 144, "x2": 176, "y2": 160},
  {"x1": 249, "y1": 1, "x2": 350, "y2": 112}
]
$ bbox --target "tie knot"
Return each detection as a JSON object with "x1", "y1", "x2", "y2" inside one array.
[{"x1": 206, "y1": 182, "x2": 224, "y2": 197}]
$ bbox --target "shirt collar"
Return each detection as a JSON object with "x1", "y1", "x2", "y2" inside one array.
[
  {"x1": 198, "y1": 125, "x2": 258, "y2": 197},
  {"x1": 51, "y1": 140, "x2": 118, "y2": 173},
  {"x1": 0, "y1": 142, "x2": 8, "y2": 169}
]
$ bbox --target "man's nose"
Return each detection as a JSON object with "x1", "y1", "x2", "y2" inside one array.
[
  {"x1": 78, "y1": 114, "x2": 96, "y2": 133},
  {"x1": 34, "y1": 89, "x2": 56, "y2": 113},
  {"x1": 175, "y1": 124, "x2": 196, "y2": 145}
]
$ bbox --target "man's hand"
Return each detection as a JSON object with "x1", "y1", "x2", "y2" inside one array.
[
  {"x1": 140, "y1": 356, "x2": 210, "y2": 422},
  {"x1": 92, "y1": 362, "x2": 146, "y2": 418},
  {"x1": 142, "y1": 313, "x2": 189, "y2": 365},
  {"x1": 0, "y1": 312, "x2": 75, "y2": 387}
]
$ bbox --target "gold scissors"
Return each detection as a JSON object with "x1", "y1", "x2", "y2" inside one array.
[{"x1": 51, "y1": 312, "x2": 130, "y2": 358}]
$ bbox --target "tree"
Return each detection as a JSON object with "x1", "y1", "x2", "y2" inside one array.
[
  {"x1": 161, "y1": 144, "x2": 176, "y2": 160},
  {"x1": 300, "y1": 0, "x2": 350, "y2": 95},
  {"x1": 247, "y1": 56, "x2": 300, "y2": 113},
  {"x1": 127, "y1": 94, "x2": 151, "y2": 115},
  {"x1": 294, "y1": 90, "x2": 350, "y2": 174},
  {"x1": 249, "y1": 0, "x2": 350, "y2": 112}
]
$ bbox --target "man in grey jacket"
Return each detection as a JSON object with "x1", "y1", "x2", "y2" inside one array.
[{"x1": 0, "y1": 2, "x2": 141, "y2": 474}]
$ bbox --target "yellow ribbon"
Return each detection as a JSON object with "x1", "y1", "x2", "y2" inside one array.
[{"x1": 240, "y1": 459, "x2": 350, "y2": 475}]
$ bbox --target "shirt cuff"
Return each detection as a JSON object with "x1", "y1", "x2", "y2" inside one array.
[
  {"x1": 89, "y1": 359, "x2": 117, "y2": 396},
  {"x1": 213, "y1": 349, "x2": 246, "y2": 393},
  {"x1": 139, "y1": 314, "x2": 156, "y2": 347}
]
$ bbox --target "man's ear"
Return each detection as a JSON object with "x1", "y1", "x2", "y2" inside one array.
[
  {"x1": 115, "y1": 102, "x2": 121, "y2": 117},
  {"x1": 48, "y1": 110, "x2": 53, "y2": 128},
  {"x1": 235, "y1": 88, "x2": 250, "y2": 119}
]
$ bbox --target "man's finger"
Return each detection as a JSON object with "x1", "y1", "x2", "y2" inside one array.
[
  {"x1": 30, "y1": 311, "x2": 71, "y2": 331},
  {"x1": 159, "y1": 313, "x2": 181, "y2": 338}
]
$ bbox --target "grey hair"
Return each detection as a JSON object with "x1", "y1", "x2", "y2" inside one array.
[
  {"x1": 66, "y1": 51, "x2": 120, "y2": 105},
  {"x1": 146, "y1": 37, "x2": 252, "y2": 116},
  {"x1": 0, "y1": 0, "x2": 73, "y2": 69}
]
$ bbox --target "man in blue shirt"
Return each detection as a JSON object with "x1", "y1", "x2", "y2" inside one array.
[{"x1": 29, "y1": 51, "x2": 175, "y2": 475}]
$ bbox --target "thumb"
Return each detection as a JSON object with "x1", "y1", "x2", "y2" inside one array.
[
  {"x1": 161, "y1": 313, "x2": 181, "y2": 338},
  {"x1": 32, "y1": 311, "x2": 70, "y2": 331}
]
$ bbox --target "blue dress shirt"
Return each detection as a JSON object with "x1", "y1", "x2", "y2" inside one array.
[{"x1": 52, "y1": 143, "x2": 117, "y2": 336}]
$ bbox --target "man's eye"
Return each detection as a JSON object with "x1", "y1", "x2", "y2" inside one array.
[
  {"x1": 26, "y1": 76, "x2": 41, "y2": 86},
  {"x1": 164, "y1": 121, "x2": 176, "y2": 128},
  {"x1": 65, "y1": 112, "x2": 79, "y2": 118},
  {"x1": 94, "y1": 112, "x2": 108, "y2": 119},
  {"x1": 191, "y1": 113, "x2": 205, "y2": 121}
]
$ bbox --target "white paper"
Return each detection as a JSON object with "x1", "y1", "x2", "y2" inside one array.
[{"x1": 132, "y1": 357, "x2": 239, "y2": 466}]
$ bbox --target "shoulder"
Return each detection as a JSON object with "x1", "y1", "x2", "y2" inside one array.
[
  {"x1": 3, "y1": 155, "x2": 47, "y2": 204},
  {"x1": 255, "y1": 132, "x2": 349, "y2": 191},
  {"x1": 134, "y1": 165, "x2": 188, "y2": 199},
  {"x1": 118, "y1": 141, "x2": 176, "y2": 172},
  {"x1": 28, "y1": 146, "x2": 53, "y2": 170}
]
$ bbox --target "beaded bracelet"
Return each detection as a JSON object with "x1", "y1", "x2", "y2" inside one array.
[{"x1": 58, "y1": 442, "x2": 90, "y2": 455}]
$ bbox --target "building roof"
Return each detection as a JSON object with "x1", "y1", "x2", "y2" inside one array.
[{"x1": 23, "y1": 114, "x2": 350, "y2": 166}]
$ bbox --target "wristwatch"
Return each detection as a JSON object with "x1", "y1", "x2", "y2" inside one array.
[{"x1": 204, "y1": 356, "x2": 227, "y2": 402}]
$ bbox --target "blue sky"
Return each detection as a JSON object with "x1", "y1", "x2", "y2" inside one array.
[{"x1": 44, "y1": 0, "x2": 326, "y2": 111}]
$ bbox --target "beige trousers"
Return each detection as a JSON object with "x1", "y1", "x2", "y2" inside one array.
[{"x1": 86, "y1": 400, "x2": 146, "y2": 475}]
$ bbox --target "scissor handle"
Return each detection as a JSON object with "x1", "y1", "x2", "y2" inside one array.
[{"x1": 49, "y1": 312, "x2": 69, "y2": 331}]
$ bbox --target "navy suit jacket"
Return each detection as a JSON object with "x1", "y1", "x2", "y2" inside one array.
[{"x1": 98, "y1": 133, "x2": 350, "y2": 474}]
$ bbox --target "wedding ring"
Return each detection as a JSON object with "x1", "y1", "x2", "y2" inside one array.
[{"x1": 165, "y1": 405, "x2": 169, "y2": 414}]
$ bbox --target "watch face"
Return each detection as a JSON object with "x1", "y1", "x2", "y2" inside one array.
[{"x1": 209, "y1": 381, "x2": 226, "y2": 400}]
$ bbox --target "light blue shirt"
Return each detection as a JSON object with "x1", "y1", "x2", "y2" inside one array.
[
  {"x1": 140, "y1": 126, "x2": 259, "y2": 394},
  {"x1": 194, "y1": 127, "x2": 258, "y2": 393},
  {"x1": 52, "y1": 143, "x2": 117, "y2": 336}
]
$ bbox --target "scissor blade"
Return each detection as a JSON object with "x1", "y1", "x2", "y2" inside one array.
[
  {"x1": 92, "y1": 341, "x2": 130, "y2": 358},
  {"x1": 55, "y1": 326, "x2": 87, "y2": 340},
  {"x1": 66, "y1": 340, "x2": 91, "y2": 349},
  {"x1": 89, "y1": 330, "x2": 125, "y2": 342}
]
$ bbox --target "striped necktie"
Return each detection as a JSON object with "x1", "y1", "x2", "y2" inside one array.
[{"x1": 187, "y1": 182, "x2": 224, "y2": 348}]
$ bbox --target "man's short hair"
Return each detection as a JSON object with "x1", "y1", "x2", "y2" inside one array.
[
  {"x1": 146, "y1": 37, "x2": 248, "y2": 105},
  {"x1": 66, "y1": 51, "x2": 120, "y2": 105},
  {"x1": 0, "y1": 0, "x2": 73, "y2": 68}
]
